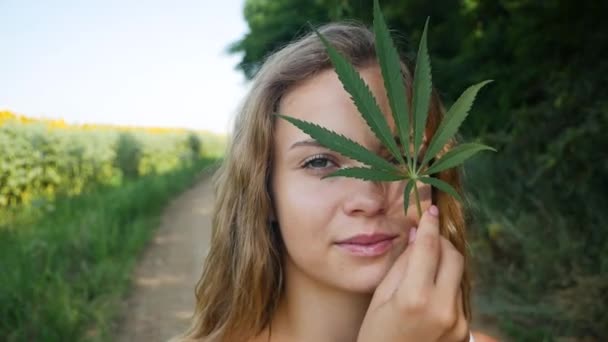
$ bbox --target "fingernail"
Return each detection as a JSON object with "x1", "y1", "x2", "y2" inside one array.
[
  {"x1": 408, "y1": 227, "x2": 417, "y2": 244},
  {"x1": 428, "y1": 205, "x2": 439, "y2": 217}
]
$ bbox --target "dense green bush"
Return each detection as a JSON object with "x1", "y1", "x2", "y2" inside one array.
[
  {"x1": 114, "y1": 132, "x2": 142, "y2": 179},
  {"x1": 0, "y1": 123, "x2": 120, "y2": 208},
  {"x1": 0, "y1": 121, "x2": 216, "y2": 212},
  {"x1": 466, "y1": 151, "x2": 608, "y2": 340},
  {"x1": 187, "y1": 132, "x2": 203, "y2": 160}
]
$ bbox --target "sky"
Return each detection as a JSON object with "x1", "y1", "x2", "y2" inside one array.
[{"x1": 0, "y1": 0, "x2": 250, "y2": 134}]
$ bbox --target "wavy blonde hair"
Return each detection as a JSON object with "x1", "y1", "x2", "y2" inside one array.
[{"x1": 175, "y1": 21, "x2": 471, "y2": 342}]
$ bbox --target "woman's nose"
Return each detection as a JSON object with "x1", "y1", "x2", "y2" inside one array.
[{"x1": 342, "y1": 180, "x2": 388, "y2": 217}]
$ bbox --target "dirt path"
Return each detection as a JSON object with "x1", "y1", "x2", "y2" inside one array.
[{"x1": 115, "y1": 169, "x2": 215, "y2": 342}]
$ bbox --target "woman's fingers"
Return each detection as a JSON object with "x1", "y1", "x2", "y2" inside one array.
[
  {"x1": 401, "y1": 205, "x2": 441, "y2": 299},
  {"x1": 435, "y1": 236, "x2": 464, "y2": 307},
  {"x1": 364, "y1": 204, "x2": 471, "y2": 342},
  {"x1": 393, "y1": 204, "x2": 467, "y2": 339},
  {"x1": 439, "y1": 288, "x2": 469, "y2": 342}
]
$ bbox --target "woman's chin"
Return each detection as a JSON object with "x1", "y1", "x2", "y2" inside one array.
[{"x1": 335, "y1": 264, "x2": 392, "y2": 294}]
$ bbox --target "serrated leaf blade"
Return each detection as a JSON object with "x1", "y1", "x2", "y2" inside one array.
[
  {"x1": 412, "y1": 17, "x2": 432, "y2": 164},
  {"x1": 421, "y1": 80, "x2": 493, "y2": 167},
  {"x1": 403, "y1": 180, "x2": 415, "y2": 214},
  {"x1": 311, "y1": 25, "x2": 404, "y2": 165},
  {"x1": 275, "y1": 113, "x2": 399, "y2": 172},
  {"x1": 424, "y1": 143, "x2": 496, "y2": 175},
  {"x1": 322, "y1": 167, "x2": 404, "y2": 181},
  {"x1": 373, "y1": 0, "x2": 409, "y2": 165},
  {"x1": 419, "y1": 176, "x2": 462, "y2": 202}
]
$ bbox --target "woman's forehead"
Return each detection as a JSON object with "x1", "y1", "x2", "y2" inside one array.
[{"x1": 279, "y1": 65, "x2": 389, "y2": 114}]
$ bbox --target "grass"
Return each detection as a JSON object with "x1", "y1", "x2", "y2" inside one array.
[
  {"x1": 465, "y1": 152, "x2": 608, "y2": 341},
  {"x1": 0, "y1": 157, "x2": 220, "y2": 341}
]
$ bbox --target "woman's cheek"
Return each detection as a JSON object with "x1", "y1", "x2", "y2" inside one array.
[
  {"x1": 278, "y1": 176, "x2": 341, "y2": 246},
  {"x1": 286, "y1": 172, "x2": 342, "y2": 206}
]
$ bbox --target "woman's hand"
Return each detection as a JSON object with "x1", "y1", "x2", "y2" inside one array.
[{"x1": 357, "y1": 205, "x2": 470, "y2": 342}]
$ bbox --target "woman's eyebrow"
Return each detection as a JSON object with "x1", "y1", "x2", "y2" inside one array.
[{"x1": 289, "y1": 138, "x2": 324, "y2": 150}]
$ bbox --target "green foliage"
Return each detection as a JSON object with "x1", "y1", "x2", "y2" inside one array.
[
  {"x1": 411, "y1": 18, "x2": 432, "y2": 158},
  {"x1": 325, "y1": 167, "x2": 404, "y2": 182},
  {"x1": 0, "y1": 158, "x2": 218, "y2": 341},
  {"x1": 275, "y1": 0, "x2": 494, "y2": 218},
  {"x1": 134, "y1": 132, "x2": 197, "y2": 176},
  {"x1": 372, "y1": 1, "x2": 410, "y2": 163},
  {"x1": 424, "y1": 143, "x2": 492, "y2": 175},
  {"x1": 227, "y1": 0, "x2": 336, "y2": 78}
]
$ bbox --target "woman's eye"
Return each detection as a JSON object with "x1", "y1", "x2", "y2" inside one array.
[{"x1": 302, "y1": 155, "x2": 337, "y2": 170}]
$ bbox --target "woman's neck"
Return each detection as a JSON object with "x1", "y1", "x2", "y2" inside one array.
[{"x1": 267, "y1": 258, "x2": 373, "y2": 342}]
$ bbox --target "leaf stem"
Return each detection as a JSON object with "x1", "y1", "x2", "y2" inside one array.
[{"x1": 413, "y1": 180, "x2": 422, "y2": 218}]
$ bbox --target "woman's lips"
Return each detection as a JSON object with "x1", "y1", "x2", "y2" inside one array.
[{"x1": 335, "y1": 236, "x2": 396, "y2": 257}]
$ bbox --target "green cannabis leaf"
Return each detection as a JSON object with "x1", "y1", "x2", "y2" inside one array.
[{"x1": 273, "y1": 0, "x2": 496, "y2": 218}]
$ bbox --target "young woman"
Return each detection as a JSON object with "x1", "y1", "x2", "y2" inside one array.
[{"x1": 175, "y1": 22, "x2": 481, "y2": 342}]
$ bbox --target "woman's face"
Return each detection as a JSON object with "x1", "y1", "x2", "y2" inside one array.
[{"x1": 270, "y1": 65, "x2": 432, "y2": 293}]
